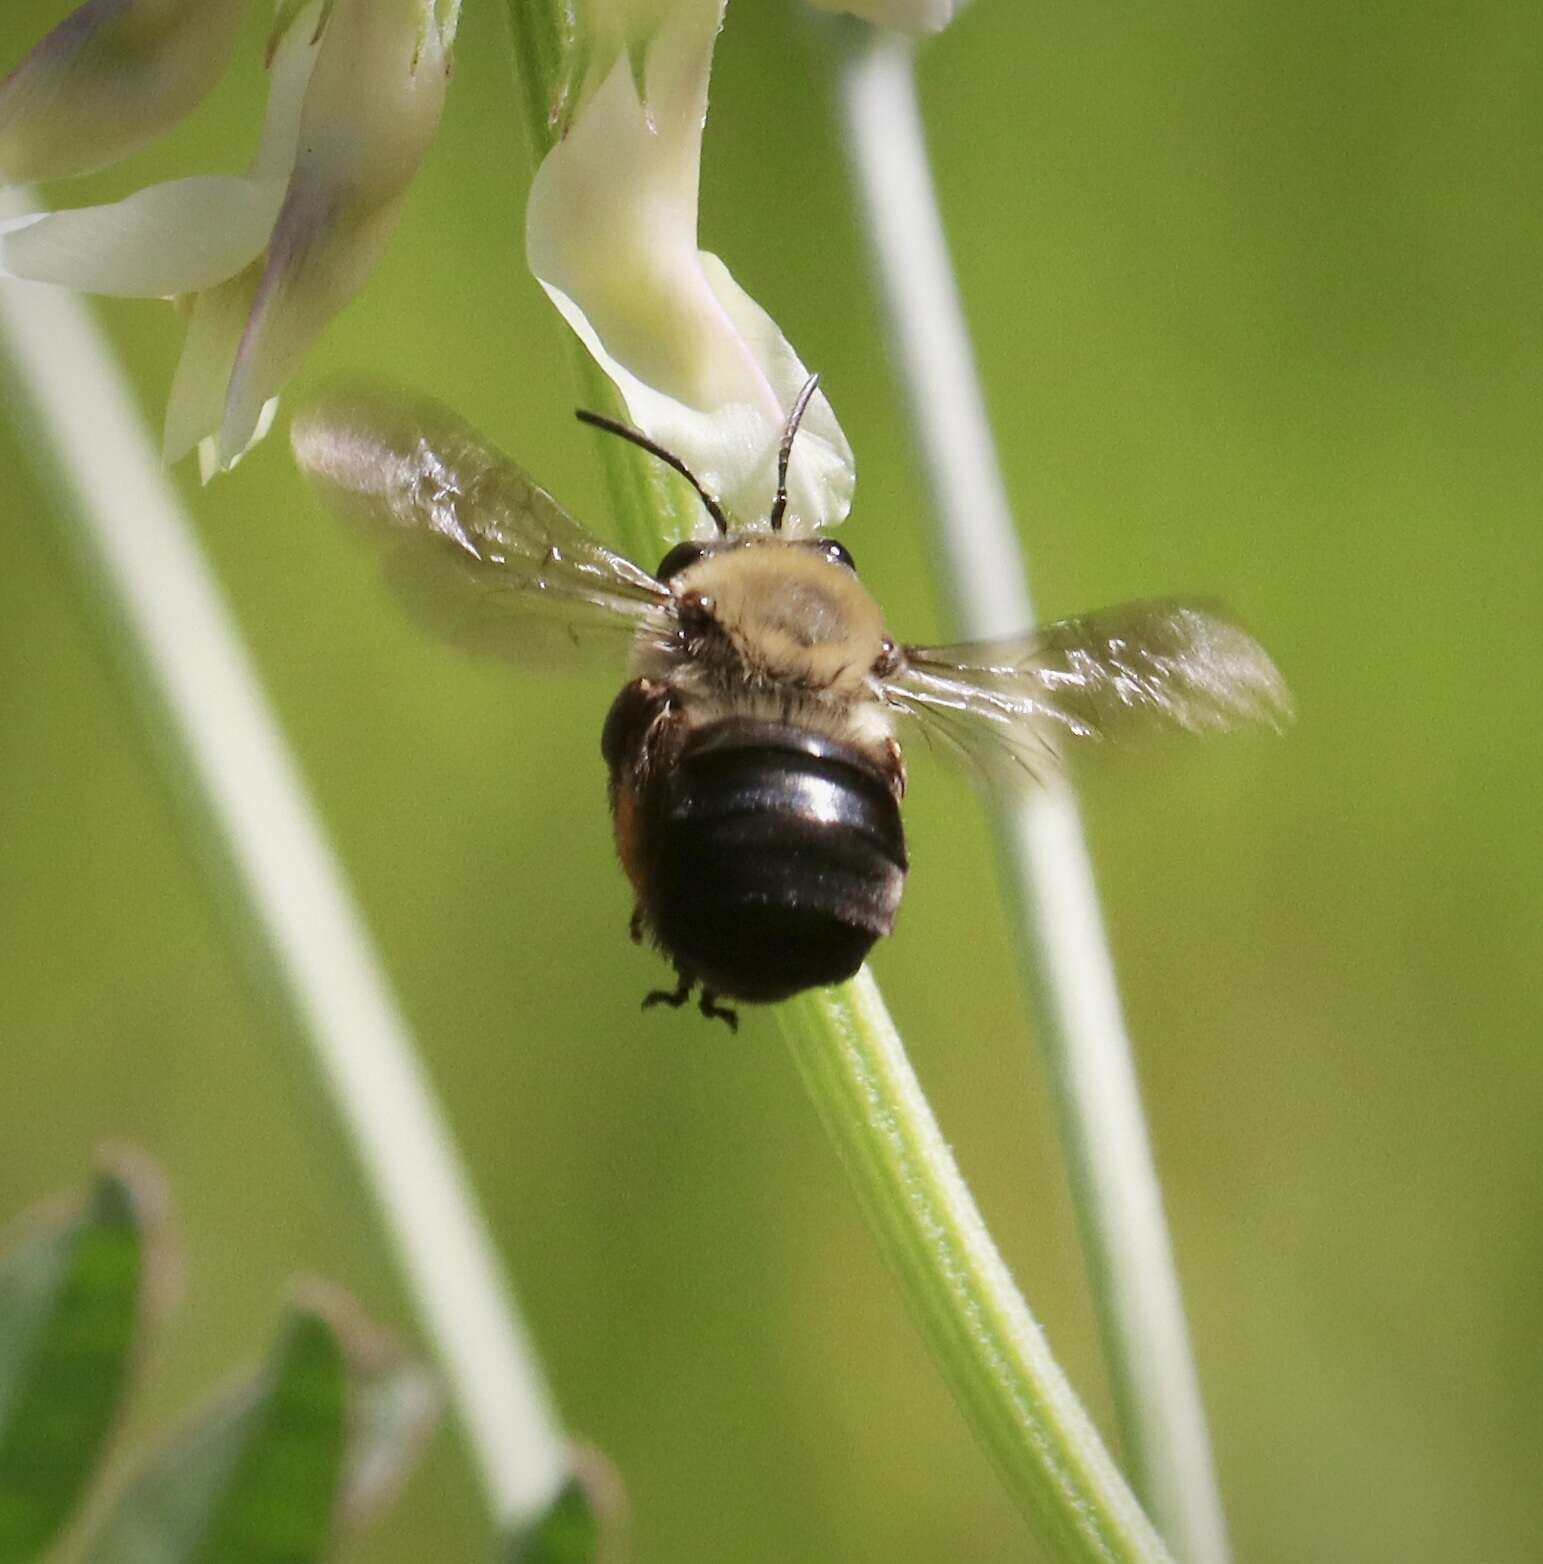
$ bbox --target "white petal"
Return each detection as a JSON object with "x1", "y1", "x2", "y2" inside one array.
[
  {"x1": 164, "y1": 265, "x2": 263, "y2": 464},
  {"x1": 217, "y1": 193, "x2": 411, "y2": 466},
  {"x1": 154, "y1": 2, "x2": 329, "y2": 467},
  {"x1": 527, "y1": 6, "x2": 855, "y2": 534},
  {"x1": 695, "y1": 252, "x2": 854, "y2": 528},
  {"x1": 251, "y1": 0, "x2": 330, "y2": 183},
  {"x1": 0, "y1": 0, "x2": 248, "y2": 186},
  {"x1": 198, "y1": 396, "x2": 279, "y2": 483},
  {"x1": 804, "y1": 0, "x2": 965, "y2": 34},
  {"x1": 0, "y1": 1, "x2": 324, "y2": 305},
  {"x1": 0, "y1": 176, "x2": 285, "y2": 297},
  {"x1": 213, "y1": 0, "x2": 454, "y2": 468}
]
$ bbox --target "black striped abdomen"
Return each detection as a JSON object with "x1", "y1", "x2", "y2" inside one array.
[{"x1": 643, "y1": 720, "x2": 907, "y2": 1002}]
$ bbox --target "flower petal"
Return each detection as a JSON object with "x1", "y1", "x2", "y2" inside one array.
[
  {"x1": 0, "y1": 0, "x2": 249, "y2": 187},
  {"x1": 0, "y1": 0, "x2": 323, "y2": 303},
  {"x1": 199, "y1": 395, "x2": 278, "y2": 482},
  {"x1": 0, "y1": 175, "x2": 285, "y2": 296},
  {"x1": 251, "y1": 0, "x2": 330, "y2": 183},
  {"x1": 804, "y1": 0, "x2": 966, "y2": 33},
  {"x1": 163, "y1": 262, "x2": 262, "y2": 464},
  {"x1": 212, "y1": 0, "x2": 455, "y2": 469},
  {"x1": 694, "y1": 251, "x2": 854, "y2": 527},
  {"x1": 527, "y1": 1, "x2": 854, "y2": 535}
]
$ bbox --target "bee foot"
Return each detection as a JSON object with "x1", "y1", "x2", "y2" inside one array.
[
  {"x1": 641, "y1": 974, "x2": 738, "y2": 1030},
  {"x1": 642, "y1": 972, "x2": 692, "y2": 1012},
  {"x1": 698, "y1": 991, "x2": 739, "y2": 1032}
]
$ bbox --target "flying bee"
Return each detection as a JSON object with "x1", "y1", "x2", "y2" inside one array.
[{"x1": 292, "y1": 377, "x2": 1290, "y2": 1030}]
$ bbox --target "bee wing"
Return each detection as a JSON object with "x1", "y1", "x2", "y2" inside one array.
[
  {"x1": 291, "y1": 385, "x2": 672, "y2": 664},
  {"x1": 888, "y1": 599, "x2": 1292, "y2": 785}
]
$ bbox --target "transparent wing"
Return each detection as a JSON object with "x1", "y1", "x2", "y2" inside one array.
[
  {"x1": 291, "y1": 385, "x2": 671, "y2": 664},
  {"x1": 888, "y1": 599, "x2": 1292, "y2": 785}
]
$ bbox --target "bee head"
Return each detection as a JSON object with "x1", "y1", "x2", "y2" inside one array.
[
  {"x1": 655, "y1": 538, "x2": 716, "y2": 583},
  {"x1": 656, "y1": 535, "x2": 855, "y2": 586}
]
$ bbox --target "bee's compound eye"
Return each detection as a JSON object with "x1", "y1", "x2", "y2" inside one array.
[
  {"x1": 656, "y1": 540, "x2": 708, "y2": 582},
  {"x1": 819, "y1": 540, "x2": 857, "y2": 572},
  {"x1": 873, "y1": 637, "x2": 902, "y2": 678},
  {"x1": 677, "y1": 588, "x2": 716, "y2": 628}
]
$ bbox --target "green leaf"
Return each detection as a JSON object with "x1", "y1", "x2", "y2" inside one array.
[
  {"x1": 504, "y1": 1473, "x2": 601, "y2": 1564},
  {"x1": 86, "y1": 1303, "x2": 349, "y2": 1564},
  {"x1": 0, "y1": 1165, "x2": 154, "y2": 1562}
]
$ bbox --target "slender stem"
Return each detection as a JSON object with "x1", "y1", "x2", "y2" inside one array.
[
  {"x1": 0, "y1": 209, "x2": 568, "y2": 1529},
  {"x1": 784, "y1": 975, "x2": 1173, "y2": 1564},
  {"x1": 833, "y1": 25, "x2": 1231, "y2": 1564}
]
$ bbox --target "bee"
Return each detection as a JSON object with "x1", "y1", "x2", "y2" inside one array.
[{"x1": 292, "y1": 378, "x2": 1289, "y2": 1030}]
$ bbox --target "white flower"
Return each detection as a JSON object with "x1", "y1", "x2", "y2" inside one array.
[
  {"x1": 0, "y1": 0, "x2": 457, "y2": 475},
  {"x1": 804, "y1": 0, "x2": 966, "y2": 35},
  {"x1": 0, "y1": 0, "x2": 249, "y2": 186},
  {"x1": 528, "y1": 0, "x2": 855, "y2": 537},
  {"x1": 206, "y1": 0, "x2": 457, "y2": 471},
  {"x1": 0, "y1": 5, "x2": 318, "y2": 302}
]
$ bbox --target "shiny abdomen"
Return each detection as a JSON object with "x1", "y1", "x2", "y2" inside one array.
[{"x1": 643, "y1": 720, "x2": 907, "y2": 1003}]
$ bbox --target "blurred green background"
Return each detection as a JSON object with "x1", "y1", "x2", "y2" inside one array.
[{"x1": 3, "y1": 2, "x2": 1540, "y2": 1560}]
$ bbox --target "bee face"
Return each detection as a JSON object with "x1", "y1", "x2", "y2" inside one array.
[{"x1": 295, "y1": 383, "x2": 1291, "y2": 1030}]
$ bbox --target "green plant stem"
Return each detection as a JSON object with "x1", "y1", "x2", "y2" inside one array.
[
  {"x1": 785, "y1": 974, "x2": 1173, "y2": 1564},
  {"x1": 501, "y1": 12, "x2": 1173, "y2": 1561},
  {"x1": 0, "y1": 198, "x2": 568, "y2": 1532},
  {"x1": 832, "y1": 24, "x2": 1230, "y2": 1564}
]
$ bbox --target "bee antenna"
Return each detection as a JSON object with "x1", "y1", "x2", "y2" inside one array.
[
  {"x1": 575, "y1": 408, "x2": 730, "y2": 536},
  {"x1": 767, "y1": 372, "x2": 822, "y2": 532}
]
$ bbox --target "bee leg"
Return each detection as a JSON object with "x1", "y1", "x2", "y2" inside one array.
[
  {"x1": 629, "y1": 905, "x2": 646, "y2": 944},
  {"x1": 697, "y1": 990, "x2": 739, "y2": 1032},
  {"x1": 642, "y1": 968, "x2": 693, "y2": 1012}
]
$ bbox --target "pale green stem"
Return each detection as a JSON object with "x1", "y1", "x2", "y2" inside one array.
[
  {"x1": 0, "y1": 198, "x2": 568, "y2": 1531},
  {"x1": 832, "y1": 24, "x2": 1230, "y2": 1564},
  {"x1": 500, "y1": 10, "x2": 1174, "y2": 1561},
  {"x1": 784, "y1": 974, "x2": 1173, "y2": 1564}
]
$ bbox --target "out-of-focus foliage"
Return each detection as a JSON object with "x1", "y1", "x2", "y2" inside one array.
[
  {"x1": 1, "y1": 3, "x2": 1538, "y2": 1563},
  {"x1": 0, "y1": 1167, "x2": 434, "y2": 1563},
  {"x1": 85, "y1": 1306, "x2": 351, "y2": 1564},
  {"x1": 0, "y1": 1168, "x2": 152, "y2": 1559}
]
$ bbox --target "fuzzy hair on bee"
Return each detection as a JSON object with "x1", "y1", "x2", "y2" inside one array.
[{"x1": 632, "y1": 537, "x2": 899, "y2": 757}]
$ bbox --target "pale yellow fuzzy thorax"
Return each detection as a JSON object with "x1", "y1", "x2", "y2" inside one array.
[
  {"x1": 685, "y1": 539, "x2": 887, "y2": 690},
  {"x1": 629, "y1": 536, "x2": 897, "y2": 755}
]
